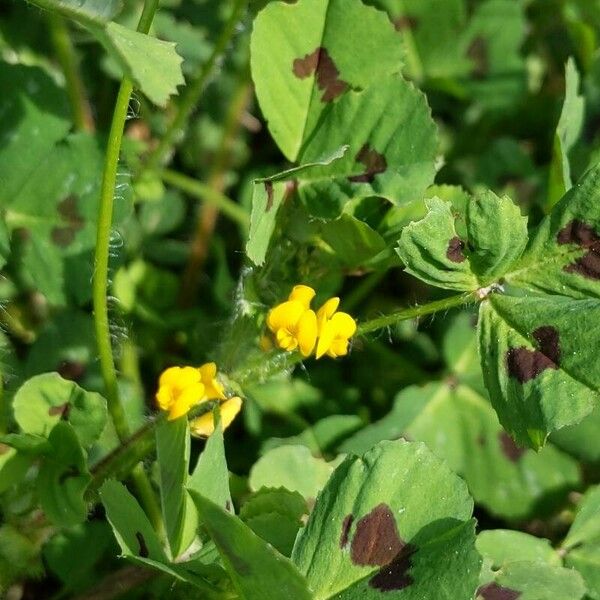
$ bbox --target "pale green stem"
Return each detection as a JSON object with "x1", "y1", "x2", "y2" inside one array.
[
  {"x1": 92, "y1": 0, "x2": 162, "y2": 532},
  {"x1": 48, "y1": 14, "x2": 94, "y2": 132},
  {"x1": 143, "y1": 0, "x2": 247, "y2": 170},
  {"x1": 357, "y1": 291, "x2": 478, "y2": 335},
  {"x1": 160, "y1": 169, "x2": 250, "y2": 230}
]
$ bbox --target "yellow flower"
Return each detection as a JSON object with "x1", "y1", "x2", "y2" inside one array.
[
  {"x1": 315, "y1": 297, "x2": 357, "y2": 359},
  {"x1": 191, "y1": 396, "x2": 243, "y2": 437},
  {"x1": 266, "y1": 285, "x2": 318, "y2": 357},
  {"x1": 156, "y1": 362, "x2": 227, "y2": 421},
  {"x1": 156, "y1": 366, "x2": 206, "y2": 420}
]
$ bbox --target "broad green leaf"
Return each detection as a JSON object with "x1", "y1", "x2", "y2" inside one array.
[
  {"x1": 563, "y1": 486, "x2": 600, "y2": 599},
  {"x1": 477, "y1": 530, "x2": 560, "y2": 569},
  {"x1": 398, "y1": 197, "x2": 478, "y2": 291},
  {"x1": 13, "y1": 372, "x2": 107, "y2": 448},
  {"x1": 188, "y1": 419, "x2": 232, "y2": 511},
  {"x1": 4, "y1": 133, "x2": 132, "y2": 305},
  {"x1": 246, "y1": 180, "x2": 287, "y2": 267},
  {"x1": 551, "y1": 407, "x2": 600, "y2": 462},
  {"x1": 249, "y1": 445, "x2": 335, "y2": 500},
  {"x1": 191, "y1": 491, "x2": 313, "y2": 600},
  {"x1": 398, "y1": 164, "x2": 600, "y2": 448},
  {"x1": 295, "y1": 77, "x2": 438, "y2": 218},
  {"x1": 0, "y1": 62, "x2": 70, "y2": 202},
  {"x1": 240, "y1": 488, "x2": 308, "y2": 556},
  {"x1": 37, "y1": 422, "x2": 91, "y2": 527},
  {"x1": 292, "y1": 440, "x2": 480, "y2": 599},
  {"x1": 27, "y1": 0, "x2": 183, "y2": 106},
  {"x1": 99, "y1": 480, "x2": 168, "y2": 562},
  {"x1": 156, "y1": 417, "x2": 197, "y2": 559},
  {"x1": 477, "y1": 531, "x2": 585, "y2": 600},
  {"x1": 548, "y1": 58, "x2": 585, "y2": 210},
  {"x1": 365, "y1": 0, "x2": 471, "y2": 80},
  {"x1": 97, "y1": 23, "x2": 184, "y2": 107},
  {"x1": 479, "y1": 295, "x2": 599, "y2": 448},
  {"x1": 340, "y1": 383, "x2": 579, "y2": 520},
  {"x1": 0, "y1": 433, "x2": 50, "y2": 456},
  {"x1": 320, "y1": 215, "x2": 387, "y2": 266},
  {"x1": 251, "y1": 0, "x2": 404, "y2": 162}
]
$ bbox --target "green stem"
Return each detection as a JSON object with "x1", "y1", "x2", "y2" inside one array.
[
  {"x1": 48, "y1": 14, "x2": 94, "y2": 132},
  {"x1": 357, "y1": 292, "x2": 478, "y2": 335},
  {"x1": 92, "y1": 0, "x2": 161, "y2": 530},
  {"x1": 144, "y1": 0, "x2": 247, "y2": 170},
  {"x1": 161, "y1": 169, "x2": 250, "y2": 229}
]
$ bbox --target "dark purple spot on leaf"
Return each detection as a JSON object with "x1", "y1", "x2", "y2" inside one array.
[
  {"x1": 533, "y1": 326, "x2": 560, "y2": 365},
  {"x1": 506, "y1": 326, "x2": 560, "y2": 383},
  {"x1": 498, "y1": 431, "x2": 526, "y2": 462},
  {"x1": 557, "y1": 219, "x2": 600, "y2": 280},
  {"x1": 292, "y1": 47, "x2": 348, "y2": 102},
  {"x1": 136, "y1": 532, "x2": 149, "y2": 558},
  {"x1": 57, "y1": 360, "x2": 86, "y2": 382},
  {"x1": 264, "y1": 181, "x2": 274, "y2": 212},
  {"x1": 15, "y1": 227, "x2": 30, "y2": 242},
  {"x1": 49, "y1": 402, "x2": 71, "y2": 420},
  {"x1": 477, "y1": 582, "x2": 521, "y2": 600},
  {"x1": 350, "y1": 504, "x2": 404, "y2": 566},
  {"x1": 51, "y1": 195, "x2": 84, "y2": 248},
  {"x1": 340, "y1": 514, "x2": 354, "y2": 549},
  {"x1": 369, "y1": 544, "x2": 416, "y2": 592},
  {"x1": 348, "y1": 144, "x2": 388, "y2": 183},
  {"x1": 467, "y1": 37, "x2": 488, "y2": 79},
  {"x1": 393, "y1": 15, "x2": 418, "y2": 31},
  {"x1": 446, "y1": 237, "x2": 466, "y2": 263}
]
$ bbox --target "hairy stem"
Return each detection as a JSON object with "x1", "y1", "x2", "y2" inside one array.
[
  {"x1": 144, "y1": 0, "x2": 247, "y2": 170},
  {"x1": 48, "y1": 14, "x2": 94, "y2": 132},
  {"x1": 357, "y1": 291, "x2": 478, "y2": 335},
  {"x1": 92, "y1": 0, "x2": 161, "y2": 528}
]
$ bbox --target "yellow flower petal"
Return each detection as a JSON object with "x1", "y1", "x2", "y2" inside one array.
[
  {"x1": 190, "y1": 411, "x2": 214, "y2": 436},
  {"x1": 276, "y1": 328, "x2": 298, "y2": 351},
  {"x1": 330, "y1": 312, "x2": 357, "y2": 338},
  {"x1": 317, "y1": 297, "x2": 340, "y2": 327},
  {"x1": 158, "y1": 366, "x2": 184, "y2": 387},
  {"x1": 316, "y1": 319, "x2": 336, "y2": 359},
  {"x1": 156, "y1": 386, "x2": 173, "y2": 410},
  {"x1": 329, "y1": 337, "x2": 350, "y2": 358},
  {"x1": 297, "y1": 310, "x2": 318, "y2": 357},
  {"x1": 220, "y1": 396, "x2": 242, "y2": 429},
  {"x1": 267, "y1": 300, "x2": 305, "y2": 333},
  {"x1": 288, "y1": 285, "x2": 316, "y2": 308},
  {"x1": 198, "y1": 362, "x2": 217, "y2": 381},
  {"x1": 199, "y1": 362, "x2": 226, "y2": 400}
]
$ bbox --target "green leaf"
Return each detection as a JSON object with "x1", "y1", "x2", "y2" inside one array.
[
  {"x1": 188, "y1": 419, "x2": 232, "y2": 511},
  {"x1": 398, "y1": 197, "x2": 478, "y2": 291},
  {"x1": 97, "y1": 22, "x2": 184, "y2": 107},
  {"x1": 249, "y1": 445, "x2": 335, "y2": 500},
  {"x1": 99, "y1": 479, "x2": 168, "y2": 561},
  {"x1": 295, "y1": 77, "x2": 438, "y2": 218},
  {"x1": 0, "y1": 446, "x2": 33, "y2": 493},
  {"x1": 563, "y1": 486, "x2": 600, "y2": 599},
  {"x1": 37, "y1": 422, "x2": 91, "y2": 527},
  {"x1": 551, "y1": 407, "x2": 600, "y2": 462},
  {"x1": 548, "y1": 59, "x2": 585, "y2": 210},
  {"x1": 13, "y1": 372, "x2": 107, "y2": 449},
  {"x1": 477, "y1": 530, "x2": 585, "y2": 600},
  {"x1": 340, "y1": 383, "x2": 579, "y2": 520},
  {"x1": 251, "y1": 0, "x2": 404, "y2": 162},
  {"x1": 0, "y1": 62, "x2": 70, "y2": 203},
  {"x1": 240, "y1": 488, "x2": 308, "y2": 556},
  {"x1": 191, "y1": 491, "x2": 313, "y2": 600},
  {"x1": 4, "y1": 133, "x2": 132, "y2": 305},
  {"x1": 156, "y1": 417, "x2": 197, "y2": 559},
  {"x1": 27, "y1": 0, "x2": 183, "y2": 106},
  {"x1": 292, "y1": 440, "x2": 480, "y2": 599}
]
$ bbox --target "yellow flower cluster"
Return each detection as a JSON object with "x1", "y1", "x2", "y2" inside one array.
[
  {"x1": 266, "y1": 285, "x2": 356, "y2": 359},
  {"x1": 155, "y1": 362, "x2": 242, "y2": 436}
]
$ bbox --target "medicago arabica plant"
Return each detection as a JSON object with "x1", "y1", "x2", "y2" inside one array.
[{"x1": 1, "y1": 0, "x2": 600, "y2": 598}]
